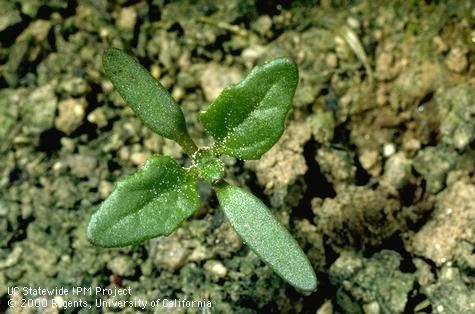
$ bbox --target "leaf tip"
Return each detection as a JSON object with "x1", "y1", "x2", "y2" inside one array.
[
  {"x1": 102, "y1": 48, "x2": 127, "y2": 79},
  {"x1": 295, "y1": 270, "x2": 318, "y2": 293},
  {"x1": 273, "y1": 56, "x2": 299, "y2": 83}
]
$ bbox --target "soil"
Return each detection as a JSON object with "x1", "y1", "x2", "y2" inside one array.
[{"x1": 1, "y1": 1, "x2": 475, "y2": 313}]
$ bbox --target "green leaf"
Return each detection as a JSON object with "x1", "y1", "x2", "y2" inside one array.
[
  {"x1": 87, "y1": 156, "x2": 199, "y2": 247},
  {"x1": 103, "y1": 48, "x2": 196, "y2": 154},
  {"x1": 214, "y1": 182, "x2": 317, "y2": 292},
  {"x1": 200, "y1": 58, "x2": 298, "y2": 160}
]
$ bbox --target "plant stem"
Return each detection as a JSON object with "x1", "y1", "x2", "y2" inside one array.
[{"x1": 178, "y1": 133, "x2": 198, "y2": 156}]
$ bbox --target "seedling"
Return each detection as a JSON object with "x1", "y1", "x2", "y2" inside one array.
[{"x1": 87, "y1": 48, "x2": 317, "y2": 292}]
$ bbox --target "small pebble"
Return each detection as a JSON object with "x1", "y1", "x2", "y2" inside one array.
[
  {"x1": 55, "y1": 98, "x2": 86, "y2": 134},
  {"x1": 130, "y1": 152, "x2": 150, "y2": 166},
  {"x1": 445, "y1": 46, "x2": 468, "y2": 73},
  {"x1": 383, "y1": 143, "x2": 396, "y2": 157},
  {"x1": 204, "y1": 260, "x2": 227, "y2": 278}
]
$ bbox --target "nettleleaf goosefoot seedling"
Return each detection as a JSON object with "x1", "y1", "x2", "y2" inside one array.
[{"x1": 87, "y1": 48, "x2": 317, "y2": 292}]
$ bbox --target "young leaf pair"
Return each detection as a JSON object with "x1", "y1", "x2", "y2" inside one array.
[{"x1": 87, "y1": 48, "x2": 317, "y2": 292}]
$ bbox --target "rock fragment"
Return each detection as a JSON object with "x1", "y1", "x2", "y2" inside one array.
[
  {"x1": 55, "y1": 98, "x2": 86, "y2": 134},
  {"x1": 22, "y1": 84, "x2": 57, "y2": 132},
  {"x1": 410, "y1": 180, "x2": 475, "y2": 266}
]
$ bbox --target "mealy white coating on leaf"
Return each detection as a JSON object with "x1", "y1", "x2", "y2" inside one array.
[
  {"x1": 191, "y1": 147, "x2": 225, "y2": 183},
  {"x1": 87, "y1": 155, "x2": 199, "y2": 247},
  {"x1": 200, "y1": 57, "x2": 299, "y2": 160},
  {"x1": 102, "y1": 48, "x2": 195, "y2": 152},
  {"x1": 215, "y1": 182, "x2": 317, "y2": 292}
]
